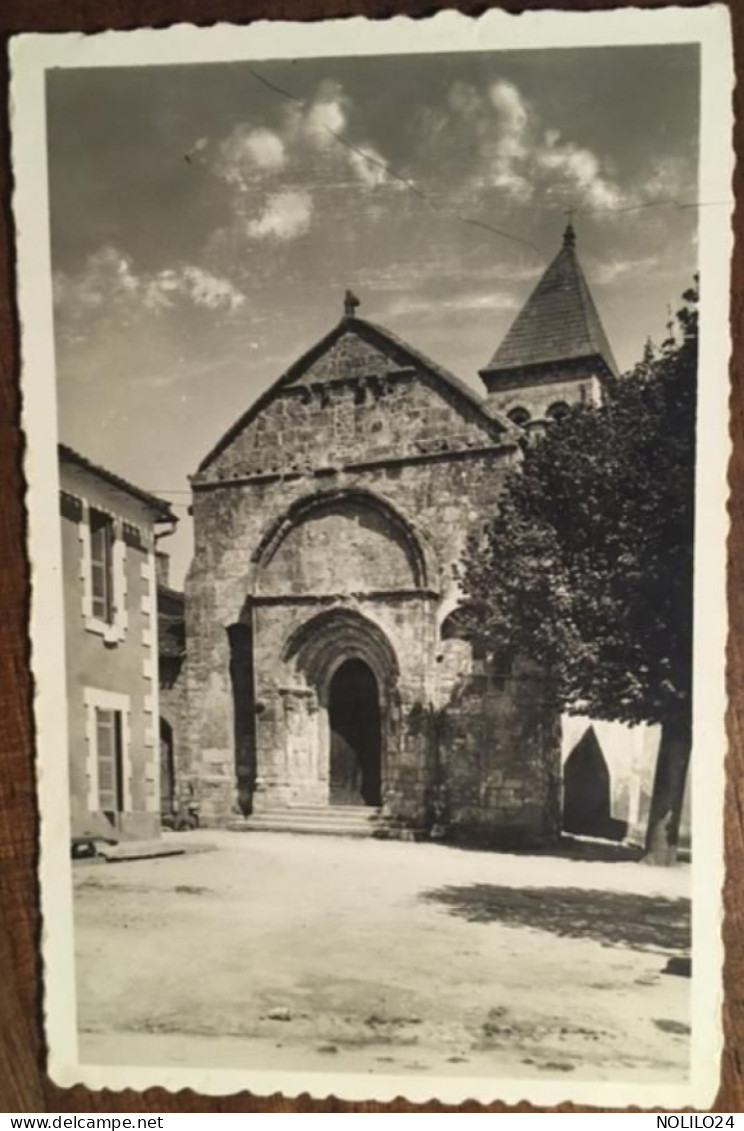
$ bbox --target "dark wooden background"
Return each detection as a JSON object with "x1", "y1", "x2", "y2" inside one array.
[{"x1": 0, "y1": 0, "x2": 741, "y2": 1113}]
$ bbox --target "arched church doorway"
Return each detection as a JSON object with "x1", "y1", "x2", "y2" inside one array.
[
  {"x1": 563, "y1": 726, "x2": 626, "y2": 841},
  {"x1": 329, "y1": 658, "x2": 382, "y2": 807}
]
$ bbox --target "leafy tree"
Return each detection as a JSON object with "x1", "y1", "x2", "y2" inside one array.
[{"x1": 459, "y1": 281, "x2": 698, "y2": 864}]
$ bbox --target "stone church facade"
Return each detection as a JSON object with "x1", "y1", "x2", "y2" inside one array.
[{"x1": 181, "y1": 226, "x2": 618, "y2": 844}]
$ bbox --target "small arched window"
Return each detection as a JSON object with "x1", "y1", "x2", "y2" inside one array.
[
  {"x1": 440, "y1": 606, "x2": 473, "y2": 641},
  {"x1": 546, "y1": 401, "x2": 571, "y2": 422},
  {"x1": 507, "y1": 406, "x2": 531, "y2": 427}
]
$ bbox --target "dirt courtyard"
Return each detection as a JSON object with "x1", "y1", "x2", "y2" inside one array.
[{"x1": 74, "y1": 830, "x2": 691, "y2": 1083}]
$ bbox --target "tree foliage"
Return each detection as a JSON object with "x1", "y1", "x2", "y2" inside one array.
[{"x1": 459, "y1": 281, "x2": 697, "y2": 733}]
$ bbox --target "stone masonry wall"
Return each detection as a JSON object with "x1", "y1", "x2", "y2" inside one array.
[
  {"x1": 249, "y1": 595, "x2": 438, "y2": 824},
  {"x1": 484, "y1": 361, "x2": 603, "y2": 425},
  {"x1": 204, "y1": 337, "x2": 503, "y2": 486},
  {"x1": 185, "y1": 325, "x2": 559, "y2": 841},
  {"x1": 435, "y1": 653, "x2": 562, "y2": 845}
]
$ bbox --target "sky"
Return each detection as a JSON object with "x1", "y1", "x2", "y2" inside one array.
[{"x1": 46, "y1": 44, "x2": 700, "y2": 585}]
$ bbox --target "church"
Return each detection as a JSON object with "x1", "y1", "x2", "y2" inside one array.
[{"x1": 179, "y1": 224, "x2": 619, "y2": 844}]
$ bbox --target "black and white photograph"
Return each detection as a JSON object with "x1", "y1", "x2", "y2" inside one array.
[{"x1": 10, "y1": 7, "x2": 733, "y2": 1106}]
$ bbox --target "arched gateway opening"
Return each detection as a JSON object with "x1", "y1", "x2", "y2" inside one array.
[
  {"x1": 282, "y1": 608, "x2": 400, "y2": 810},
  {"x1": 563, "y1": 726, "x2": 627, "y2": 841},
  {"x1": 329, "y1": 658, "x2": 382, "y2": 806}
]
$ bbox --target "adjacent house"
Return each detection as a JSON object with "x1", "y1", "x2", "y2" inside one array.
[{"x1": 59, "y1": 445, "x2": 177, "y2": 842}]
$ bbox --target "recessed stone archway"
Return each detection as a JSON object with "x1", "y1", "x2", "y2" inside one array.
[
  {"x1": 328, "y1": 658, "x2": 382, "y2": 807},
  {"x1": 282, "y1": 607, "x2": 400, "y2": 808},
  {"x1": 249, "y1": 486, "x2": 440, "y2": 598},
  {"x1": 284, "y1": 606, "x2": 399, "y2": 694}
]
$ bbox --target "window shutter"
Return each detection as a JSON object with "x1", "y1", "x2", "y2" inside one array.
[
  {"x1": 89, "y1": 509, "x2": 115, "y2": 623},
  {"x1": 96, "y1": 708, "x2": 117, "y2": 815},
  {"x1": 122, "y1": 522, "x2": 143, "y2": 550},
  {"x1": 60, "y1": 491, "x2": 83, "y2": 522}
]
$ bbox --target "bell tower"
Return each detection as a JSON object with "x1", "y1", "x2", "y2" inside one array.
[{"x1": 479, "y1": 224, "x2": 618, "y2": 428}]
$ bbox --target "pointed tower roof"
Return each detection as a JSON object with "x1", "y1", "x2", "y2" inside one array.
[{"x1": 480, "y1": 224, "x2": 618, "y2": 382}]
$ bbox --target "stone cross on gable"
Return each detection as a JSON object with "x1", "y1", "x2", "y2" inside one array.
[{"x1": 344, "y1": 289, "x2": 361, "y2": 318}]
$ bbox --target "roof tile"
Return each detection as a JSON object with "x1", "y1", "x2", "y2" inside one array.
[
  {"x1": 59, "y1": 444, "x2": 176, "y2": 522},
  {"x1": 482, "y1": 226, "x2": 618, "y2": 378}
]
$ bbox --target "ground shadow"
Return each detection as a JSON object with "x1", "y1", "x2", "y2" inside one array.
[
  {"x1": 422, "y1": 884, "x2": 690, "y2": 952},
  {"x1": 544, "y1": 836, "x2": 642, "y2": 863},
  {"x1": 441, "y1": 834, "x2": 645, "y2": 864}
]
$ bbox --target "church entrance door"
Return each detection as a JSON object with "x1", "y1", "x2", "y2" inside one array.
[{"x1": 329, "y1": 658, "x2": 382, "y2": 807}]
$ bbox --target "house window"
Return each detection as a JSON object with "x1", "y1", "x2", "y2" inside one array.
[
  {"x1": 95, "y1": 706, "x2": 124, "y2": 819},
  {"x1": 90, "y1": 508, "x2": 115, "y2": 624},
  {"x1": 84, "y1": 687, "x2": 132, "y2": 816},
  {"x1": 79, "y1": 502, "x2": 128, "y2": 642}
]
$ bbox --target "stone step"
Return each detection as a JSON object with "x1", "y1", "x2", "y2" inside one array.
[
  {"x1": 227, "y1": 809, "x2": 431, "y2": 841},
  {"x1": 96, "y1": 840, "x2": 187, "y2": 862},
  {"x1": 255, "y1": 805, "x2": 381, "y2": 822},
  {"x1": 229, "y1": 816, "x2": 379, "y2": 838},
  {"x1": 228, "y1": 804, "x2": 383, "y2": 838}
]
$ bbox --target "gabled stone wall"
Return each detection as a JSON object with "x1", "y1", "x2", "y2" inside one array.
[{"x1": 183, "y1": 322, "x2": 561, "y2": 844}]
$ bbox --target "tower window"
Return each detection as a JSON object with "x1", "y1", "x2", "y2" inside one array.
[
  {"x1": 507, "y1": 406, "x2": 531, "y2": 427},
  {"x1": 546, "y1": 401, "x2": 570, "y2": 422}
]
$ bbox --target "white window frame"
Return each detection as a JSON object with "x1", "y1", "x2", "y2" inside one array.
[
  {"x1": 83, "y1": 687, "x2": 132, "y2": 814},
  {"x1": 78, "y1": 499, "x2": 128, "y2": 644}
]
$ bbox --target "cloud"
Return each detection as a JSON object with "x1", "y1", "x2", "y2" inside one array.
[
  {"x1": 300, "y1": 80, "x2": 349, "y2": 147},
  {"x1": 489, "y1": 81, "x2": 529, "y2": 139},
  {"x1": 447, "y1": 81, "x2": 487, "y2": 124},
  {"x1": 363, "y1": 260, "x2": 541, "y2": 296},
  {"x1": 639, "y1": 158, "x2": 692, "y2": 203},
  {"x1": 591, "y1": 256, "x2": 662, "y2": 286},
  {"x1": 420, "y1": 77, "x2": 626, "y2": 213},
  {"x1": 246, "y1": 190, "x2": 313, "y2": 241},
  {"x1": 148, "y1": 265, "x2": 246, "y2": 311},
  {"x1": 53, "y1": 246, "x2": 245, "y2": 338},
  {"x1": 53, "y1": 246, "x2": 140, "y2": 312},
  {"x1": 348, "y1": 144, "x2": 391, "y2": 189},
  {"x1": 216, "y1": 125, "x2": 286, "y2": 187},
  {"x1": 536, "y1": 131, "x2": 623, "y2": 211},
  {"x1": 211, "y1": 77, "x2": 397, "y2": 237},
  {"x1": 389, "y1": 290, "x2": 519, "y2": 319}
]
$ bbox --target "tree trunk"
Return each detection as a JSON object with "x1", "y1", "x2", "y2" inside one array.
[{"x1": 643, "y1": 709, "x2": 691, "y2": 866}]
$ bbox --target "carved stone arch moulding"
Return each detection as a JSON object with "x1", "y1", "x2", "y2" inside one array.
[
  {"x1": 282, "y1": 607, "x2": 400, "y2": 706},
  {"x1": 250, "y1": 486, "x2": 439, "y2": 594}
]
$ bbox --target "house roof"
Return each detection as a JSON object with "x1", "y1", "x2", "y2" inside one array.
[
  {"x1": 481, "y1": 224, "x2": 619, "y2": 380},
  {"x1": 197, "y1": 314, "x2": 516, "y2": 474},
  {"x1": 59, "y1": 444, "x2": 176, "y2": 523}
]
